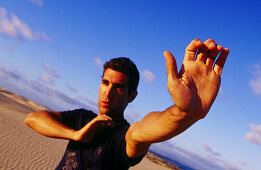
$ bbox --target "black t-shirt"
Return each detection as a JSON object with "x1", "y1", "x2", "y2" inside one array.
[{"x1": 55, "y1": 109, "x2": 145, "y2": 170}]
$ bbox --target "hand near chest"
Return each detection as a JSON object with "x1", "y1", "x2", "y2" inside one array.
[{"x1": 73, "y1": 115, "x2": 115, "y2": 142}]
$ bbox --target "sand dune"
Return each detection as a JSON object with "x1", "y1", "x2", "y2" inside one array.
[
  {"x1": 0, "y1": 87, "x2": 169, "y2": 170},
  {"x1": 0, "y1": 88, "x2": 67, "y2": 169},
  {"x1": 0, "y1": 88, "x2": 49, "y2": 113}
]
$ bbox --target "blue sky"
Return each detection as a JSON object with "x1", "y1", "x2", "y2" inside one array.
[{"x1": 0, "y1": 0, "x2": 261, "y2": 169}]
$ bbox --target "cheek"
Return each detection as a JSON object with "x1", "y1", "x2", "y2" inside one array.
[
  {"x1": 98, "y1": 86, "x2": 103, "y2": 100},
  {"x1": 118, "y1": 94, "x2": 129, "y2": 105}
]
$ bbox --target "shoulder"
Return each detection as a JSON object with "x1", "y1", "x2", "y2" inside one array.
[
  {"x1": 62, "y1": 108, "x2": 96, "y2": 117},
  {"x1": 61, "y1": 108, "x2": 97, "y2": 130}
]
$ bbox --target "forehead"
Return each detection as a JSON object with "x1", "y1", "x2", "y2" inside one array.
[{"x1": 103, "y1": 68, "x2": 129, "y2": 84}]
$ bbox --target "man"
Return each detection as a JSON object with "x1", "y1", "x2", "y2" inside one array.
[{"x1": 25, "y1": 39, "x2": 229, "y2": 169}]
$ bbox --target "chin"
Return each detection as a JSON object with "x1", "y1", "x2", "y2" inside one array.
[{"x1": 99, "y1": 108, "x2": 109, "y2": 115}]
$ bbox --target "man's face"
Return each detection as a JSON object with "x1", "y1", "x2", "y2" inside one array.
[{"x1": 98, "y1": 68, "x2": 133, "y2": 120}]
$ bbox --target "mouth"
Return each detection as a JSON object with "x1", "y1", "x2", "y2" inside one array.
[{"x1": 102, "y1": 100, "x2": 110, "y2": 107}]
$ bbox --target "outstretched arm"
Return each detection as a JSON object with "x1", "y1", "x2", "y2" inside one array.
[{"x1": 126, "y1": 39, "x2": 229, "y2": 158}]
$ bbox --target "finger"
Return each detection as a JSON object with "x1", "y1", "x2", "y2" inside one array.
[
  {"x1": 206, "y1": 44, "x2": 223, "y2": 67},
  {"x1": 164, "y1": 51, "x2": 178, "y2": 81},
  {"x1": 101, "y1": 114, "x2": 112, "y2": 120},
  {"x1": 195, "y1": 39, "x2": 215, "y2": 63},
  {"x1": 202, "y1": 39, "x2": 216, "y2": 66},
  {"x1": 213, "y1": 48, "x2": 229, "y2": 76},
  {"x1": 97, "y1": 114, "x2": 112, "y2": 120},
  {"x1": 93, "y1": 115, "x2": 111, "y2": 125},
  {"x1": 195, "y1": 44, "x2": 208, "y2": 62},
  {"x1": 184, "y1": 39, "x2": 203, "y2": 61},
  {"x1": 99, "y1": 115, "x2": 115, "y2": 126}
]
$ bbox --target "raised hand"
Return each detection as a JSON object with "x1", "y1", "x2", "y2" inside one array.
[
  {"x1": 164, "y1": 39, "x2": 229, "y2": 119},
  {"x1": 73, "y1": 114, "x2": 114, "y2": 142}
]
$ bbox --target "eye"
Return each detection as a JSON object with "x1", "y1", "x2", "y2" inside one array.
[
  {"x1": 114, "y1": 84, "x2": 125, "y2": 91},
  {"x1": 102, "y1": 79, "x2": 109, "y2": 85}
]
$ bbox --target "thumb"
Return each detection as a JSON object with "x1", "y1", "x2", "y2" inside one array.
[{"x1": 164, "y1": 51, "x2": 178, "y2": 81}]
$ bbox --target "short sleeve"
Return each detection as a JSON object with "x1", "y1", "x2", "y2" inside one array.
[
  {"x1": 115, "y1": 125, "x2": 146, "y2": 167},
  {"x1": 61, "y1": 109, "x2": 96, "y2": 130}
]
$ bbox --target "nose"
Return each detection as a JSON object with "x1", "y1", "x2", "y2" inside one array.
[{"x1": 104, "y1": 85, "x2": 114, "y2": 99}]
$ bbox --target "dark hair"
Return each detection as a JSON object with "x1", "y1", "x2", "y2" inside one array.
[{"x1": 103, "y1": 57, "x2": 139, "y2": 94}]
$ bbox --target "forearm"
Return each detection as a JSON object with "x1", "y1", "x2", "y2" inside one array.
[
  {"x1": 130, "y1": 105, "x2": 199, "y2": 143},
  {"x1": 24, "y1": 111, "x2": 76, "y2": 140}
]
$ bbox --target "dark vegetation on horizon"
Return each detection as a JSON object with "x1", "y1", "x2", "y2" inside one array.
[{"x1": 148, "y1": 150, "x2": 195, "y2": 170}]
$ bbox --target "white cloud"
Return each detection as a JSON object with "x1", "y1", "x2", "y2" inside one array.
[
  {"x1": 125, "y1": 111, "x2": 140, "y2": 124},
  {"x1": 28, "y1": 0, "x2": 43, "y2": 7},
  {"x1": 244, "y1": 123, "x2": 261, "y2": 145},
  {"x1": 0, "y1": 8, "x2": 18, "y2": 38},
  {"x1": 203, "y1": 145, "x2": 221, "y2": 157},
  {"x1": 249, "y1": 79, "x2": 261, "y2": 94},
  {"x1": 34, "y1": 32, "x2": 51, "y2": 41},
  {"x1": 43, "y1": 64, "x2": 60, "y2": 78},
  {"x1": 0, "y1": 67, "x2": 26, "y2": 82},
  {"x1": 40, "y1": 73, "x2": 54, "y2": 85},
  {"x1": 0, "y1": 65, "x2": 95, "y2": 111},
  {"x1": 240, "y1": 161, "x2": 248, "y2": 166},
  {"x1": 141, "y1": 70, "x2": 155, "y2": 83},
  {"x1": 11, "y1": 14, "x2": 34, "y2": 39},
  {"x1": 150, "y1": 141, "x2": 243, "y2": 170},
  {"x1": 66, "y1": 83, "x2": 78, "y2": 93},
  {"x1": 0, "y1": 7, "x2": 50, "y2": 41},
  {"x1": 249, "y1": 64, "x2": 261, "y2": 94},
  {"x1": 94, "y1": 58, "x2": 103, "y2": 68}
]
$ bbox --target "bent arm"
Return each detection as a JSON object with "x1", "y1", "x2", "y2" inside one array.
[
  {"x1": 24, "y1": 110, "x2": 76, "y2": 140},
  {"x1": 25, "y1": 110, "x2": 114, "y2": 142}
]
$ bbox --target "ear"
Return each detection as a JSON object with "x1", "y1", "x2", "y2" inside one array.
[{"x1": 128, "y1": 91, "x2": 138, "y2": 103}]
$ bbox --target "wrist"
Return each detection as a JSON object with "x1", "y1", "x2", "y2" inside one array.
[
  {"x1": 167, "y1": 105, "x2": 200, "y2": 124},
  {"x1": 72, "y1": 130, "x2": 83, "y2": 142},
  {"x1": 65, "y1": 129, "x2": 77, "y2": 141}
]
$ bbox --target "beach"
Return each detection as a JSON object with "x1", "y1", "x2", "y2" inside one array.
[{"x1": 0, "y1": 87, "x2": 171, "y2": 170}]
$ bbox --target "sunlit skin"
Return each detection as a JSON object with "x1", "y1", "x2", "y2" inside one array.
[
  {"x1": 98, "y1": 68, "x2": 137, "y2": 122},
  {"x1": 24, "y1": 38, "x2": 229, "y2": 160}
]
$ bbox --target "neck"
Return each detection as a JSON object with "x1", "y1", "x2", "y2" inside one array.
[{"x1": 98, "y1": 111, "x2": 124, "y2": 122}]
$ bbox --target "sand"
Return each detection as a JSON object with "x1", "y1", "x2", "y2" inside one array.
[{"x1": 0, "y1": 87, "x2": 169, "y2": 170}]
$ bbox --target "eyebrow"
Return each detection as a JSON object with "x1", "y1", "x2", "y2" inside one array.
[
  {"x1": 102, "y1": 79, "x2": 109, "y2": 83},
  {"x1": 114, "y1": 83, "x2": 126, "y2": 89},
  {"x1": 102, "y1": 79, "x2": 126, "y2": 88}
]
